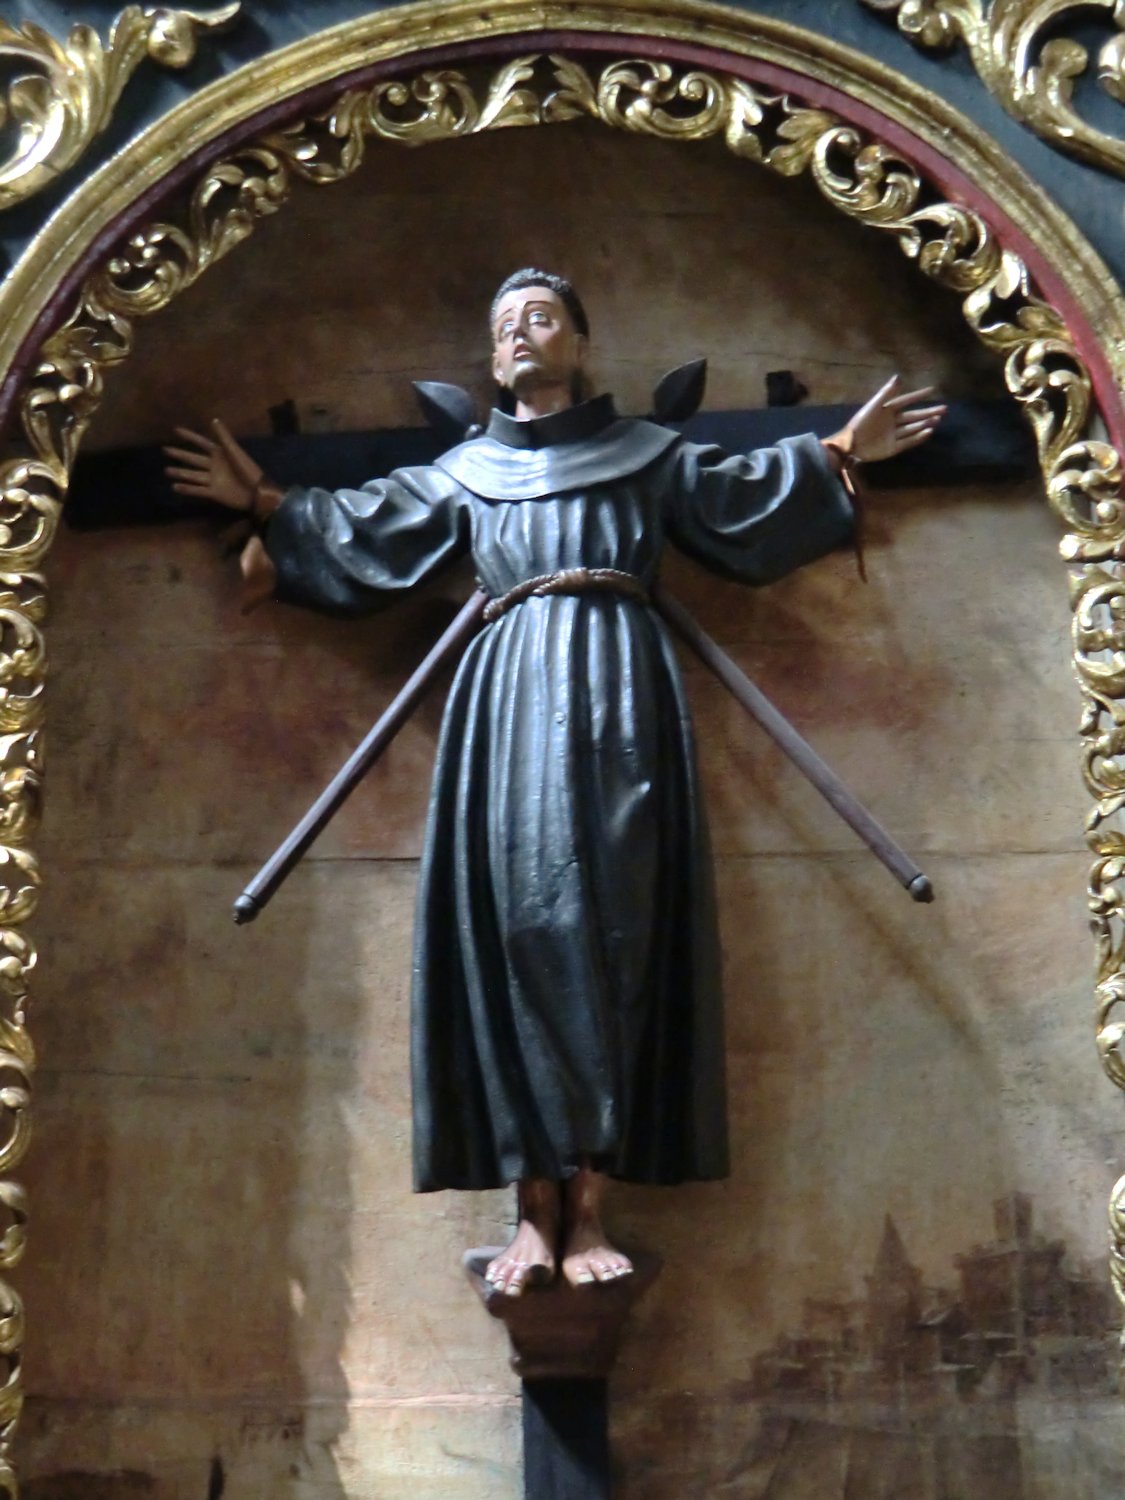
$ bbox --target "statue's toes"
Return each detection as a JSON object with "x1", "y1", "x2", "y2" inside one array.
[
  {"x1": 486, "y1": 1256, "x2": 515, "y2": 1291},
  {"x1": 503, "y1": 1261, "x2": 530, "y2": 1297}
]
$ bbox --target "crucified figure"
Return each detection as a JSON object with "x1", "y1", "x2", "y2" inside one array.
[{"x1": 165, "y1": 269, "x2": 943, "y2": 1294}]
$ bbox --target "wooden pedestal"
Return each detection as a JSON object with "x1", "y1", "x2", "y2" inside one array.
[{"x1": 464, "y1": 1249, "x2": 660, "y2": 1499}]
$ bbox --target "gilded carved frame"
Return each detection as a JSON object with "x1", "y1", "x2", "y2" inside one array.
[
  {"x1": 0, "y1": 1, "x2": 1123, "y2": 1488},
  {"x1": 860, "y1": 0, "x2": 1125, "y2": 181}
]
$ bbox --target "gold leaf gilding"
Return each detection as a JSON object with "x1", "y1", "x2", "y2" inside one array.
[
  {"x1": 0, "y1": 4, "x2": 241, "y2": 211},
  {"x1": 862, "y1": 0, "x2": 1125, "y2": 178}
]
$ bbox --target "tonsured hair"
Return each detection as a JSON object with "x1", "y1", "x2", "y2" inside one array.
[{"x1": 489, "y1": 268, "x2": 590, "y2": 339}]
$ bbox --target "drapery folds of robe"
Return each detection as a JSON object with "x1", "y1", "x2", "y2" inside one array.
[{"x1": 265, "y1": 395, "x2": 853, "y2": 1191}]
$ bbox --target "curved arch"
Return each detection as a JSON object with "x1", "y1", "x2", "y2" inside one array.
[
  {"x1": 2, "y1": 0, "x2": 1123, "y2": 417},
  {"x1": 1, "y1": 3, "x2": 1124, "y2": 1489}
]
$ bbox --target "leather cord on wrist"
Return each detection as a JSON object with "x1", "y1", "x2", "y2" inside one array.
[
  {"x1": 821, "y1": 432, "x2": 867, "y2": 584},
  {"x1": 248, "y1": 474, "x2": 283, "y2": 527}
]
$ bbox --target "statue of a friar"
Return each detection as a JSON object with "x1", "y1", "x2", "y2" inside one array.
[{"x1": 164, "y1": 269, "x2": 943, "y2": 1296}]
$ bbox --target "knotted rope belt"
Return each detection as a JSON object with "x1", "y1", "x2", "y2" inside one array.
[{"x1": 482, "y1": 567, "x2": 649, "y2": 623}]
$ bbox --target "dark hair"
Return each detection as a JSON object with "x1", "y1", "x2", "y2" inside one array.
[{"x1": 489, "y1": 268, "x2": 590, "y2": 338}]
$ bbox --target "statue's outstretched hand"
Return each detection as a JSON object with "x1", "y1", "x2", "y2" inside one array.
[
  {"x1": 163, "y1": 418, "x2": 281, "y2": 612},
  {"x1": 843, "y1": 376, "x2": 946, "y2": 463},
  {"x1": 163, "y1": 418, "x2": 276, "y2": 512}
]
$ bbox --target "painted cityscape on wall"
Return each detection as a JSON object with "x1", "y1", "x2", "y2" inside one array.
[
  {"x1": 750, "y1": 1193, "x2": 1114, "y2": 1406},
  {"x1": 705, "y1": 1193, "x2": 1120, "y2": 1499}
]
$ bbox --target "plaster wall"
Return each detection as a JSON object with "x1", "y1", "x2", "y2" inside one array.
[{"x1": 17, "y1": 121, "x2": 1123, "y2": 1498}]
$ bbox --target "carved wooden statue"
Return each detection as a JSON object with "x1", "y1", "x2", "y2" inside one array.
[{"x1": 163, "y1": 269, "x2": 943, "y2": 1297}]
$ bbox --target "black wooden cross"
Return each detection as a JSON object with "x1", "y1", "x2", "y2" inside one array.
[{"x1": 66, "y1": 396, "x2": 1034, "y2": 531}]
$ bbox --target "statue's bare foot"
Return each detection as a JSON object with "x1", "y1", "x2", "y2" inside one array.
[
  {"x1": 561, "y1": 1165, "x2": 633, "y2": 1287},
  {"x1": 485, "y1": 1178, "x2": 559, "y2": 1297},
  {"x1": 562, "y1": 1222, "x2": 634, "y2": 1286}
]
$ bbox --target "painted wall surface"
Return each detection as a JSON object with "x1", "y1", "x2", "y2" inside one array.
[{"x1": 18, "y1": 115, "x2": 1124, "y2": 1495}]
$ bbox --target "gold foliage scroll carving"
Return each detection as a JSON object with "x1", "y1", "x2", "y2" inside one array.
[
  {"x1": 862, "y1": 0, "x2": 1125, "y2": 178},
  {"x1": 0, "y1": 46, "x2": 1122, "y2": 1471},
  {"x1": 0, "y1": 4, "x2": 241, "y2": 211},
  {"x1": 0, "y1": 573, "x2": 40, "y2": 1494}
]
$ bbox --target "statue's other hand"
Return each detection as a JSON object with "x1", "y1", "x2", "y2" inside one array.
[
  {"x1": 238, "y1": 534, "x2": 278, "y2": 614},
  {"x1": 163, "y1": 417, "x2": 263, "y2": 510},
  {"x1": 843, "y1": 375, "x2": 947, "y2": 463}
]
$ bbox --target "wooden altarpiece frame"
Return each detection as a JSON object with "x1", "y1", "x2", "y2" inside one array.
[{"x1": 0, "y1": 0, "x2": 1122, "y2": 1487}]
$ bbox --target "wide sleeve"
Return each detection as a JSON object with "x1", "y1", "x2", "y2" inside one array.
[
  {"x1": 264, "y1": 463, "x2": 470, "y2": 616},
  {"x1": 664, "y1": 432, "x2": 854, "y2": 585}
]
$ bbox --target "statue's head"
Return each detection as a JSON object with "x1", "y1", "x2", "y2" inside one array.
[{"x1": 490, "y1": 268, "x2": 589, "y2": 409}]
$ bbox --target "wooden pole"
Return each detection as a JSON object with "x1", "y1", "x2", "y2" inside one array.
[
  {"x1": 231, "y1": 590, "x2": 488, "y2": 923},
  {"x1": 233, "y1": 583, "x2": 932, "y2": 924},
  {"x1": 652, "y1": 584, "x2": 933, "y2": 902}
]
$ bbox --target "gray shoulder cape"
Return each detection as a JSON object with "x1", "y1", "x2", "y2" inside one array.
[{"x1": 434, "y1": 393, "x2": 679, "y2": 501}]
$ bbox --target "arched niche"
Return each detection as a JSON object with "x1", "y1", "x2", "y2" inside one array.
[{"x1": 1, "y1": 4, "x2": 1124, "y2": 1495}]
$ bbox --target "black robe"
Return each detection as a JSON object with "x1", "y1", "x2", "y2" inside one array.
[{"x1": 265, "y1": 395, "x2": 852, "y2": 1190}]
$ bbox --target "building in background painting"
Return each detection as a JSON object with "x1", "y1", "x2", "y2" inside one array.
[{"x1": 752, "y1": 1194, "x2": 1115, "y2": 1407}]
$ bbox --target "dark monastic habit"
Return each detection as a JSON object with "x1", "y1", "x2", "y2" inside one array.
[{"x1": 266, "y1": 390, "x2": 852, "y2": 1191}]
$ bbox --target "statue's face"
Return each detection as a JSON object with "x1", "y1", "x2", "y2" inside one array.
[{"x1": 491, "y1": 286, "x2": 587, "y2": 399}]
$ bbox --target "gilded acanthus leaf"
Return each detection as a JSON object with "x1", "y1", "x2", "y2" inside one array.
[
  {"x1": 861, "y1": 0, "x2": 1125, "y2": 178},
  {"x1": 1110, "y1": 1171, "x2": 1125, "y2": 1256},
  {"x1": 368, "y1": 70, "x2": 482, "y2": 142},
  {"x1": 597, "y1": 60, "x2": 728, "y2": 138},
  {"x1": 813, "y1": 131, "x2": 924, "y2": 224},
  {"x1": 762, "y1": 104, "x2": 840, "y2": 176},
  {"x1": 0, "y1": 1186, "x2": 26, "y2": 1278},
  {"x1": 544, "y1": 54, "x2": 600, "y2": 123},
  {"x1": 0, "y1": 5, "x2": 241, "y2": 210},
  {"x1": 475, "y1": 56, "x2": 542, "y2": 131}
]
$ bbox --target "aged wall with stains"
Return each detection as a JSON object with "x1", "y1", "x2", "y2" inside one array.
[{"x1": 17, "y1": 121, "x2": 1123, "y2": 1497}]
